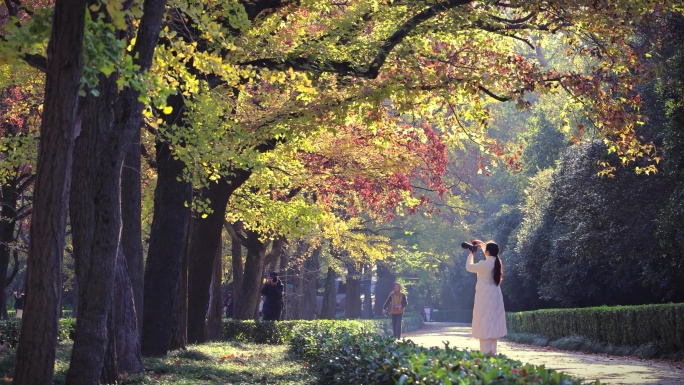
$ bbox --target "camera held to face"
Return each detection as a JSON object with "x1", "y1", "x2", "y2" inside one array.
[{"x1": 461, "y1": 242, "x2": 479, "y2": 253}]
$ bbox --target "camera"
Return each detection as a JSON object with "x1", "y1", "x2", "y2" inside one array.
[{"x1": 461, "y1": 242, "x2": 478, "y2": 253}]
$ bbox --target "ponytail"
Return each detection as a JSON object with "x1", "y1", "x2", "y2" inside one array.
[
  {"x1": 485, "y1": 241, "x2": 503, "y2": 285},
  {"x1": 493, "y1": 256, "x2": 503, "y2": 285}
]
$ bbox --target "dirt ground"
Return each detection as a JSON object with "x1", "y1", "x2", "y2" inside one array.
[{"x1": 403, "y1": 322, "x2": 684, "y2": 385}]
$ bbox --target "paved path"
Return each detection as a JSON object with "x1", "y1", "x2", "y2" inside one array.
[{"x1": 404, "y1": 322, "x2": 684, "y2": 385}]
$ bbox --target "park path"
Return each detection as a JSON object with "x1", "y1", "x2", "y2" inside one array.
[{"x1": 404, "y1": 322, "x2": 684, "y2": 385}]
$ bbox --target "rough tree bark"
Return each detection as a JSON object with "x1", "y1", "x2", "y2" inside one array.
[
  {"x1": 121, "y1": 137, "x2": 144, "y2": 333},
  {"x1": 186, "y1": 174, "x2": 249, "y2": 343},
  {"x1": 299, "y1": 246, "x2": 320, "y2": 320},
  {"x1": 361, "y1": 264, "x2": 373, "y2": 319},
  {"x1": 344, "y1": 261, "x2": 362, "y2": 319},
  {"x1": 234, "y1": 230, "x2": 268, "y2": 320},
  {"x1": 205, "y1": 245, "x2": 223, "y2": 341},
  {"x1": 66, "y1": 71, "x2": 124, "y2": 385},
  {"x1": 227, "y1": 222, "x2": 244, "y2": 308},
  {"x1": 142, "y1": 136, "x2": 192, "y2": 356},
  {"x1": 13, "y1": 0, "x2": 86, "y2": 383},
  {"x1": 0, "y1": 183, "x2": 19, "y2": 320},
  {"x1": 320, "y1": 267, "x2": 337, "y2": 319},
  {"x1": 169, "y1": 221, "x2": 190, "y2": 350},
  {"x1": 114, "y1": 249, "x2": 144, "y2": 375}
]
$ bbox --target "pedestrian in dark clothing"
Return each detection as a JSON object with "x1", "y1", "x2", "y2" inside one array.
[
  {"x1": 382, "y1": 282, "x2": 408, "y2": 339},
  {"x1": 13, "y1": 291, "x2": 25, "y2": 319},
  {"x1": 261, "y1": 272, "x2": 284, "y2": 321},
  {"x1": 224, "y1": 291, "x2": 234, "y2": 319}
]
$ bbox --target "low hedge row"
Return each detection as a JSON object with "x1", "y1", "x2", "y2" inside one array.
[
  {"x1": 221, "y1": 313, "x2": 423, "y2": 343},
  {"x1": 506, "y1": 303, "x2": 684, "y2": 355},
  {"x1": 289, "y1": 322, "x2": 582, "y2": 384},
  {"x1": 0, "y1": 318, "x2": 75, "y2": 343}
]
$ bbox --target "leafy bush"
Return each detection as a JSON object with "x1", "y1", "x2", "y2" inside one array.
[
  {"x1": 430, "y1": 309, "x2": 473, "y2": 323},
  {"x1": 507, "y1": 303, "x2": 684, "y2": 356},
  {"x1": 289, "y1": 323, "x2": 582, "y2": 384},
  {"x1": 222, "y1": 316, "x2": 422, "y2": 343},
  {"x1": 221, "y1": 319, "x2": 377, "y2": 344},
  {"x1": 0, "y1": 318, "x2": 75, "y2": 343}
]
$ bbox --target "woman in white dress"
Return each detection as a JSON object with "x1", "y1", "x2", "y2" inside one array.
[{"x1": 465, "y1": 240, "x2": 507, "y2": 355}]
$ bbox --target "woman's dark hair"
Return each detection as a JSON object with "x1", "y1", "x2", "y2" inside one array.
[{"x1": 486, "y1": 241, "x2": 503, "y2": 285}]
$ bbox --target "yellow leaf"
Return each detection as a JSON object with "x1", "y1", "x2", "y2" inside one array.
[{"x1": 162, "y1": 106, "x2": 173, "y2": 114}]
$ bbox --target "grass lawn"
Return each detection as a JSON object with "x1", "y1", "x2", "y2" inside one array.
[{"x1": 0, "y1": 341, "x2": 316, "y2": 384}]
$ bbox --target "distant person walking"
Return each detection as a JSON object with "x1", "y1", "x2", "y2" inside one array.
[
  {"x1": 224, "y1": 291, "x2": 234, "y2": 319},
  {"x1": 13, "y1": 291, "x2": 24, "y2": 319},
  {"x1": 465, "y1": 240, "x2": 507, "y2": 355},
  {"x1": 261, "y1": 272, "x2": 284, "y2": 321},
  {"x1": 382, "y1": 283, "x2": 408, "y2": 339}
]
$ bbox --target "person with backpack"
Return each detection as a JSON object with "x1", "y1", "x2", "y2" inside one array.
[{"x1": 382, "y1": 282, "x2": 408, "y2": 339}]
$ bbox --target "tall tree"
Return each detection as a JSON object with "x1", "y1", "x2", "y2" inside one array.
[{"x1": 12, "y1": 0, "x2": 87, "y2": 382}]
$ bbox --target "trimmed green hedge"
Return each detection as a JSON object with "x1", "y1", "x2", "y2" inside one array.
[
  {"x1": 431, "y1": 309, "x2": 473, "y2": 323},
  {"x1": 221, "y1": 314, "x2": 423, "y2": 343},
  {"x1": 0, "y1": 318, "x2": 75, "y2": 343},
  {"x1": 506, "y1": 303, "x2": 684, "y2": 355}
]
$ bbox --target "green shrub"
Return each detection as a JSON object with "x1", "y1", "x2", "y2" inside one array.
[
  {"x1": 289, "y1": 323, "x2": 583, "y2": 384},
  {"x1": 221, "y1": 319, "x2": 377, "y2": 344},
  {"x1": 0, "y1": 318, "x2": 75, "y2": 343},
  {"x1": 506, "y1": 303, "x2": 684, "y2": 356},
  {"x1": 430, "y1": 309, "x2": 473, "y2": 322}
]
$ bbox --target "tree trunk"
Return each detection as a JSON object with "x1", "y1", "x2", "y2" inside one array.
[
  {"x1": 121, "y1": 137, "x2": 144, "y2": 334},
  {"x1": 344, "y1": 262, "x2": 362, "y2": 319},
  {"x1": 373, "y1": 262, "x2": 396, "y2": 316},
  {"x1": 186, "y1": 180, "x2": 232, "y2": 344},
  {"x1": 234, "y1": 230, "x2": 268, "y2": 320},
  {"x1": 320, "y1": 267, "x2": 337, "y2": 319},
  {"x1": 361, "y1": 265, "x2": 373, "y2": 319},
  {"x1": 228, "y1": 222, "x2": 244, "y2": 308},
  {"x1": 205, "y1": 245, "x2": 223, "y2": 340},
  {"x1": 142, "y1": 137, "x2": 192, "y2": 356},
  {"x1": 114, "y1": 249, "x2": 144, "y2": 375},
  {"x1": 287, "y1": 264, "x2": 302, "y2": 320},
  {"x1": 300, "y1": 247, "x2": 320, "y2": 320},
  {"x1": 186, "y1": 173, "x2": 250, "y2": 343},
  {"x1": 169, "y1": 223, "x2": 190, "y2": 350},
  {"x1": 13, "y1": 2, "x2": 86, "y2": 383},
  {"x1": 0, "y1": 183, "x2": 18, "y2": 320},
  {"x1": 66, "y1": 70, "x2": 130, "y2": 384}
]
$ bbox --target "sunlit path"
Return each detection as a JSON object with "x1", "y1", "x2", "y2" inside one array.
[{"x1": 405, "y1": 322, "x2": 684, "y2": 385}]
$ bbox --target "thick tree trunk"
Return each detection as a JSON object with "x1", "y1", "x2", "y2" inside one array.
[
  {"x1": 287, "y1": 265, "x2": 302, "y2": 320},
  {"x1": 186, "y1": 180, "x2": 231, "y2": 344},
  {"x1": 121, "y1": 137, "x2": 144, "y2": 334},
  {"x1": 361, "y1": 265, "x2": 373, "y2": 319},
  {"x1": 114, "y1": 249, "x2": 144, "y2": 375},
  {"x1": 169, "y1": 223, "x2": 190, "y2": 350},
  {"x1": 13, "y1": 1, "x2": 86, "y2": 382},
  {"x1": 205, "y1": 245, "x2": 223, "y2": 341},
  {"x1": 66, "y1": 70, "x2": 131, "y2": 384},
  {"x1": 186, "y1": 174, "x2": 250, "y2": 343},
  {"x1": 344, "y1": 262, "x2": 362, "y2": 319},
  {"x1": 300, "y1": 247, "x2": 321, "y2": 320},
  {"x1": 142, "y1": 138, "x2": 192, "y2": 356},
  {"x1": 373, "y1": 262, "x2": 396, "y2": 316},
  {"x1": 0, "y1": 183, "x2": 18, "y2": 320},
  {"x1": 320, "y1": 267, "x2": 337, "y2": 319},
  {"x1": 234, "y1": 230, "x2": 268, "y2": 320},
  {"x1": 228, "y1": 222, "x2": 244, "y2": 308}
]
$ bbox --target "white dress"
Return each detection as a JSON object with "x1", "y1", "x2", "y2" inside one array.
[{"x1": 466, "y1": 254, "x2": 507, "y2": 339}]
